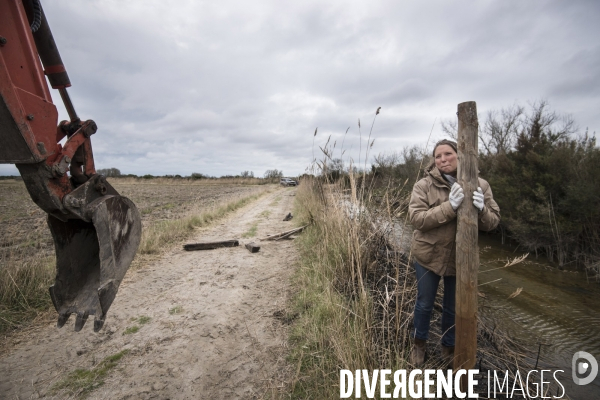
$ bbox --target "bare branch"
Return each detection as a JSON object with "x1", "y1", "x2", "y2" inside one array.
[{"x1": 440, "y1": 119, "x2": 458, "y2": 140}]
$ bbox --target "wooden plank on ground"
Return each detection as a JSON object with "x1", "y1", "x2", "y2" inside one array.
[
  {"x1": 245, "y1": 243, "x2": 261, "y2": 253},
  {"x1": 259, "y1": 225, "x2": 308, "y2": 241},
  {"x1": 183, "y1": 240, "x2": 239, "y2": 251},
  {"x1": 274, "y1": 230, "x2": 299, "y2": 241}
]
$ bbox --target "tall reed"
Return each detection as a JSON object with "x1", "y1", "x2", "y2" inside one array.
[
  {"x1": 288, "y1": 117, "x2": 547, "y2": 397},
  {"x1": 290, "y1": 175, "x2": 412, "y2": 397}
]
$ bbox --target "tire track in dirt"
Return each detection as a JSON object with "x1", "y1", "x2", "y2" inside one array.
[{"x1": 0, "y1": 187, "x2": 298, "y2": 399}]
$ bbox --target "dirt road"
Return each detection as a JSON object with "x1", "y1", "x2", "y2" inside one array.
[{"x1": 1, "y1": 188, "x2": 298, "y2": 399}]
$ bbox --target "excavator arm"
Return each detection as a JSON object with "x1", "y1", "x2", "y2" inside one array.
[{"x1": 0, "y1": 0, "x2": 142, "y2": 332}]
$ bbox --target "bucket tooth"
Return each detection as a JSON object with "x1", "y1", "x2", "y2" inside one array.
[
  {"x1": 93, "y1": 316, "x2": 105, "y2": 332},
  {"x1": 57, "y1": 313, "x2": 70, "y2": 328},
  {"x1": 98, "y1": 280, "x2": 118, "y2": 316},
  {"x1": 74, "y1": 312, "x2": 89, "y2": 332},
  {"x1": 49, "y1": 285, "x2": 59, "y2": 311}
]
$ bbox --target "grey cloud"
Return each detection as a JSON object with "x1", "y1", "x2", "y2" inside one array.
[{"x1": 2, "y1": 0, "x2": 598, "y2": 177}]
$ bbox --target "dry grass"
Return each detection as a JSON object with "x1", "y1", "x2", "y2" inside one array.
[
  {"x1": 137, "y1": 190, "x2": 267, "y2": 256},
  {"x1": 241, "y1": 222, "x2": 259, "y2": 238},
  {"x1": 288, "y1": 172, "x2": 546, "y2": 398},
  {"x1": 0, "y1": 179, "x2": 272, "y2": 337},
  {"x1": 288, "y1": 176, "x2": 408, "y2": 398},
  {"x1": 0, "y1": 181, "x2": 55, "y2": 334}
]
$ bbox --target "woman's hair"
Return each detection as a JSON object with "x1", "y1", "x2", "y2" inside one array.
[{"x1": 432, "y1": 139, "x2": 457, "y2": 156}]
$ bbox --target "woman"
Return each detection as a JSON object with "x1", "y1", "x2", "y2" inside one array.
[{"x1": 408, "y1": 139, "x2": 500, "y2": 366}]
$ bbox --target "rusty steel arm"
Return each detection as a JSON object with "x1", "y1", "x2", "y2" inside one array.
[
  {"x1": 0, "y1": 0, "x2": 142, "y2": 332},
  {"x1": 0, "y1": 0, "x2": 95, "y2": 217}
]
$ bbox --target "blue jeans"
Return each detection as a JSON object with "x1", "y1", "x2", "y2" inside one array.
[{"x1": 412, "y1": 260, "x2": 456, "y2": 347}]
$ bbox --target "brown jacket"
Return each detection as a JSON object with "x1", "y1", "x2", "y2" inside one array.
[{"x1": 408, "y1": 166, "x2": 500, "y2": 276}]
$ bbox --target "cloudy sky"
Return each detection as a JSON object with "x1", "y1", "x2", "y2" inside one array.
[{"x1": 2, "y1": 0, "x2": 599, "y2": 177}]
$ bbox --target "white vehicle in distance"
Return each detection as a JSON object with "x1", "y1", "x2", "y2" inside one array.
[{"x1": 280, "y1": 178, "x2": 298, "y2": 187}]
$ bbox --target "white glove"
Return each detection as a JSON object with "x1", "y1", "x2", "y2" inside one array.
[
  {"x1": 449, "y1": 183, "x2": 464, "y2": 211},
  {"x1": 473, "y1": 187, "x2": 484, "y2": 212}
]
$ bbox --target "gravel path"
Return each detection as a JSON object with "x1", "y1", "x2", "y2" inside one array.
[{"x1": 1, "y1": 187, "x2": 298, "y2": 399}]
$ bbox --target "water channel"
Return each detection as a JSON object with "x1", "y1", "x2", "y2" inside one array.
[
  {"x1": 476, "y1": 234, "x2": 599, "y2": 399},
  {"x1": 388, "y1": 224, "x2": 600, "y2": 399}
]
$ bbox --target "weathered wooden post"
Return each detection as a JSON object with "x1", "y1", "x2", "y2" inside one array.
[{"x1": 454, "y1": 101, "x2": 479, "y2": 380}]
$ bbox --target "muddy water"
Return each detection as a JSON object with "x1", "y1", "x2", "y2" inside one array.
[{"x1": 477, "y1": 234, "x2": 600, "y2": 399}]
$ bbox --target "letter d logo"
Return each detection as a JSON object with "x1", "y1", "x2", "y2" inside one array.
[{"x1": 572, "y1": 351, "x2": 598, "y2": 385}]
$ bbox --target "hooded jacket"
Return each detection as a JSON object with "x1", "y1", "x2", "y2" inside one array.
[{"x1": 408, "y1": 165, "x2": 500, "y2": 276}]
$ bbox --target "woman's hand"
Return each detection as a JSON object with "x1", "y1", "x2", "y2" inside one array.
[
  {"x1": 449, "y1": 183, "x2": 464, "y2": 210},
  {"x1": 473, "y1": 187, "x2": 484, "y2": 212},
  {"x1": 451, "y1": 185, "x2": 486, "y2": 212}
]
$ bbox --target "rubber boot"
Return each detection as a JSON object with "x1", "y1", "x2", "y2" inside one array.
[
  {"x1": 410, "y1": 338, "x2": 426, "y2": 367},
  {"x1": 441, "y1": 345, "x2": 455, "y2": 369}
]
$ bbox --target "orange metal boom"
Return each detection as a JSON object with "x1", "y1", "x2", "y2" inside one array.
[{"x1": 0, "y1": 0, "x2": 141, "y2": 332}]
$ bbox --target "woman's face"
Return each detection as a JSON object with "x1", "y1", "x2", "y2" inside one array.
[{"x1": 434, "y1": 144, "x2": 458, "y2": 174}]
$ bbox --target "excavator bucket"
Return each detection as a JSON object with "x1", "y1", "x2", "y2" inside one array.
[{"x1": 47, "y1": 195, "x2": 141, "y2": 332}]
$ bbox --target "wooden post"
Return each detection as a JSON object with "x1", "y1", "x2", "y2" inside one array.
[{"x1": 454, "y1": 101, "x2": 479, "y2": 378}]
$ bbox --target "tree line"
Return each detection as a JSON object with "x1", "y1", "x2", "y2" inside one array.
[{"x1": 94, "y1": 169, "x2": 287, "y2": 181}]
